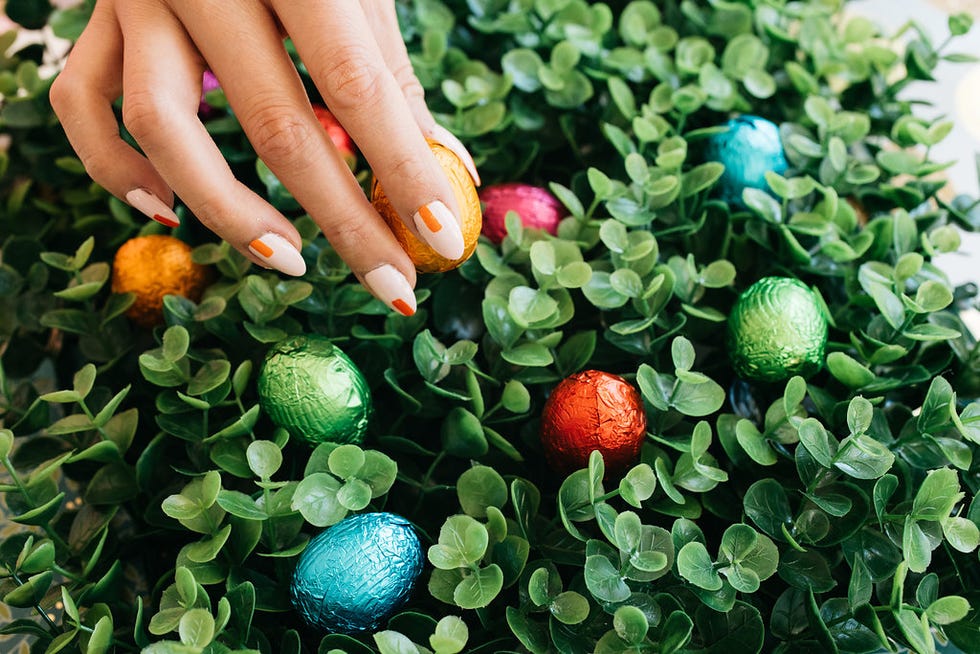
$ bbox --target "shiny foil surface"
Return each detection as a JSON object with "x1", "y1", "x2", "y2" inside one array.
[
  {"x1": 371, "y1": 140, "x2": 482, "y2": 273},
  {"x1": 540, "y1": 370, "x2": 647, "y2": 475},
  {"x1": 291, "y1": 512, "x2": 423, "y2": 633},
  {"x1": 110, "y1": 235, "x2": 211, "y2": 328},
  {"x1": 479, "y1": 183, "x2": 566, "y2": 244},
  {"x1": 257, "y1": 335, "x2": 372, "y2": 446},
  {"x1": 727, "y1": 276, "x2": 828, "y2": 383},
  {"x1": 704, "y1": 115, "x2": 788, "y2": 206}
]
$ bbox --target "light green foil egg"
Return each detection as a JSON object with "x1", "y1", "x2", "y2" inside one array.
[
  {"x1": 258, "y1": 335, "x2": 372, "y2": 445},
  {"x1": 727, "y1": 277, "x2": 828, "y2": 383}
]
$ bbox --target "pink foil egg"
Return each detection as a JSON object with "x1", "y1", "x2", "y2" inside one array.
[
  {"x1": 198, "y1": 71, "x2": 221, "y2": 117},
  {"x1": 479, "y1": 183, "x2": 567, "y2": 244}
]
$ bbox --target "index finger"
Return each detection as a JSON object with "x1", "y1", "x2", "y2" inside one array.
[{"x1": 271, "y1": 0, "x2": 467, "y2": 263}]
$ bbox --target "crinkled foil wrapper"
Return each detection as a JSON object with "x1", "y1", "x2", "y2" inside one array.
[
  {"x1": 291, "y1": 512, "x2": 423, "y2": 633},
  {"x1": 703, "y1": 114, "x2": 788, "y2": 206},
  {"x1": 540, "y1": 370, "x2": 647, "y2": 475},
  {"x1": 258, "y1": 335, "x2": 372, "y2": 445},
  {"x1": 479, "y1": 183, "x2": 565, "y2": 244},
  {"x1": 727, "y1": 276, "x2": 828, "y2": 383}
]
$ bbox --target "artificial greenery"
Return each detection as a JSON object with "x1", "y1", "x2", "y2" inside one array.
[{"x1": 2, "y1": 0, "x2": 980, "y2": 652}]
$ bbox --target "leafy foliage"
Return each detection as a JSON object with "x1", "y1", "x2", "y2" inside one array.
[{"x1": 1, "y1": 0, "x2": 980, "y2": 652}]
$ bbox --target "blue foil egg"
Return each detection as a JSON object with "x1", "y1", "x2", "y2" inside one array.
[
  {"x1": 290, "y1": 512, "x2": 423, "y2": 633},
  {"x1": 704, "y1": 115, "x2": 788, "y2": 206}
]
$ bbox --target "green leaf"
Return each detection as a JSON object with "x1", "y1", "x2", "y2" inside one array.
[
  {"x1": 457, "y1": 466, "x2": 508, "y2": 519},
  {"x1": 834, "y1": 435, "x2": 895, "y2": 479},
  {"x1": 327, "y1": 444, "x2": 365, "y2": 479},
  {"x1": 826, "y1": 353, "x2": 875, "y2": 388},
  {"x1": 430, "y1": 615, "x2": 468, "y2": 654},
  {"x1": 246, "y1": 440, "x2": 282, "y2": 480},
  {"x1": 453, "y1": 565, "x2": 503, "y2": 609},
  {"x1": 163, "y1": 326, "x2": 190, "y2": 363},
  {"x1": 585, "y1": 554, "x2": 631, "y2": 602},
  {"x1": 735, "y1": 419, "x2": 776, "y2": 465},
  {"x1": 912, "y1": 468, "x2": 962, "y2": 521},
  {"x1": 550, "y1": 591, "x2": 590, "y2": 625},
  {"x1": 798, "y1": 418, "x2": 837, "y2": 468},
  {"x1": 613, "y1": 605, "x2": 648, "y2": 645},
  {"x1": 291, "y1": 473, "x2": 345, "y2": 527},
  {"x1": 429, "y1": 515, "x2": 489, "y2": 569},
  {"x1": 925, "y1": 596, "x2": 970, "y2": 625},
  {"x1": 3, "y1": 571, "x2": 52, "y2": 608},
  {"x1": 677, "y1": 542, "x2": 722, "y2": 591},
  {"x1": 179, "y1": 609, "x2": 215, "y2": 648}
]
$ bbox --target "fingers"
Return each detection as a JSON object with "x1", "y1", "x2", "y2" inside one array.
[
  {"x1": 49, "y1": 0, "x2": 178, "y2": 227},
  {"x1": 360, "y1": 1, "x2": 480, "y2": 186},
  {"x1": 272, "y1": 0, "x2": 466, "y2": 261},
  {"x1": 166, "y1": 0, "x2": 418, "y2": 314},
  {"x1": 115, "y1": 0, "x2": 307, "y2": 277}
]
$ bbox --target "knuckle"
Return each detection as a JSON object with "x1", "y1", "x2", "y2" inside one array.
[
  {"x1": 48, "y1": 73, "x2": 78, "y2": 118},
  {"x1": 122, "y1": 89, "x2": 170, "y2": 143},
  {"x1": 243, "y1": 103, "x2": 318, "y2": 167},
  {"x1": 320, "y1": 44, "x2": 385, "y2": 111},
  {"x1": 392, "y1": 61, "x2": 425, "y2": 102},
  {"x1": 77, "y1": 148, "x2": 112, "y2": 183},
  {"x1": 188, "y1": 193, "x2": 231, "y2": 233}
]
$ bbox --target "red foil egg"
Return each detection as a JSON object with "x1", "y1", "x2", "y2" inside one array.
[
  {"x1": 479, "y1": 183, "x2": 567, "y2": 244},
  {"x1": 540, "y1": 370, "x2": 647, "y2": 476},
  {"x1": 313, "y1": 105, "x2": 356, "y2": 169}
]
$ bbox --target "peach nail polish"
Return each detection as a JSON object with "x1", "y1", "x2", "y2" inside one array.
[
  {"x1": 126, "y1": 188, "x2": 180, "y2": 228},
  {"x1": 413, "y1": 200, "x2": 464, "y2": 260},
  {"x1": 247, "y1": 233, "x2": 306, "y2": 276},
  {"x1": 364, "y1": 265, "x2": 416, "y2": 316}
]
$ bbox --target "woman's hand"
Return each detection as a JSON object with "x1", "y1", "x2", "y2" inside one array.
[{"x1": 50, "y1": 0, "x2": 479, "y2": 317}]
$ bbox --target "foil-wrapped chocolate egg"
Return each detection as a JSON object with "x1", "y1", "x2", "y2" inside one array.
[
  {"x1": 727, "y1": 276, "x2": 828, "y2": 382},
  {"x1": 291, "y1": 512, "x2": 423, "y2": 633},
  {"x1": 198, "y1": 71, "x2": 221, "y2": 118},
  {"x1": 540, "y1": 370, "x2": 647, "y2": 476},
  {"x1": 704, "y1": 115, "x2": 788, "y2": 206},
  {"x1": 371, "y1": 140, "x2": 482, "y2": 273},
  {"x1": 313, "y1": 105, "x2": 356, "y2": 169},
  {"x1": 479, "y1": 183, "x2": 567, "y2": 244},
  {"x1": 111, "y1": 234, "x2": 211, "y2": 328},
  {"x1": 257, "y1": 335, "x2": 372, "y2": 446}
]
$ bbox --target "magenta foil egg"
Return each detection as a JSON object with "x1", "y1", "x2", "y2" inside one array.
[{"x1": 479, "y1": 183, "x2": 567, "y2": 244}]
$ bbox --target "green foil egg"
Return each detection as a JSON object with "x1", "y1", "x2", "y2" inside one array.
[
  {"x1": 727, "y1": 277, "x2": 828, "y2": 383},
  {"x1": 258, "y1": 335, "x2": 372, "y2": 445}
]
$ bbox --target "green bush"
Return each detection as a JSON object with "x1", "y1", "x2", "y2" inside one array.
[{"x1": 2, "y1": 0, "x2": 980, "y2": 652}]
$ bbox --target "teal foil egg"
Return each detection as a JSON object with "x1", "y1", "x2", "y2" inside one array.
[
  {"x1": 257, "y1": 335, "x2": 371, "y2": 446},
  {"x1": 291, "y1": 512, "x2": 423, "y2": 633},
  {"x1": 727, "y1": 277, "x2": 828, "y2": 383},
  {"x1": 705, "y1": 115, "x2": 788, "y2": 206}
]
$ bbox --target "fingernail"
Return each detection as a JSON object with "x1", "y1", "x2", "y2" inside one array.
[
  {"x1": 126, "y1": 188, "x2": 180, "y2": 228},
  {"x1": 414, "y1": 200, "x2": 465, "y2": 260},
  {"x1": 364, "y1": 264, "x2": 416, "y2": 316},
  {"x1": 248, "y1": 233, "x2": 306, "y2": 276},
  {"x1": 430, "y1": 124, "x2": 481, "y2": 186}
]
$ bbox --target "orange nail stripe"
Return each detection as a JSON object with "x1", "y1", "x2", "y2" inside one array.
[
  {"x1": 250, "y1": 239, "x2": 274, "y2": 258},
  {"x1": 392, "y1": 299, "x2": 414, "y2": 316},
  {"x1": 418, "y1": 205, "x2": 443, "y2": 233},
  {"x1": 153, "y1": 214, "x2": 179, "y2": 228}
]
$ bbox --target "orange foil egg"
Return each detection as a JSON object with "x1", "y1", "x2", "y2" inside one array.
[
  {"x1": 111, "y1": 234, "x2": 211, "y2": 328},
  {"x1": 371, "y1": 140, "x2": 481, "y2": 273},
  {"x1": 540, "y1": 370, "x2": 647, "y2": 477}
]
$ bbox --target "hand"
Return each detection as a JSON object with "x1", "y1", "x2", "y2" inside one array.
[{"x1": 50, "y1": 0, "x2": 480, "y2": 317}]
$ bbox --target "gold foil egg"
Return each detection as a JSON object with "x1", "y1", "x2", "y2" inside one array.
[
  {"x1": 371, "y1": 140, "x2": 481, "y2": 273},
  {"x1": 111, "y1": 234, "x2": 211, "y2": 328}
]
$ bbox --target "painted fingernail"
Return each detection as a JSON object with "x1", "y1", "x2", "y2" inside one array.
[
  {"x1": 247, "y1": 233, "x2": 306, "y2": 276},
  {"x1": 364, "y1": 264, "x2": 416, "y2": 316},
  {"x1": 414, "y1": 200, "x2": 465, "y2": 260},
  {"x1": 125, "y1": 188, "x2": 180, "y2": 228},
  {"x1": 430, "y1": 124, "x2": 481, "y2": 186}
]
